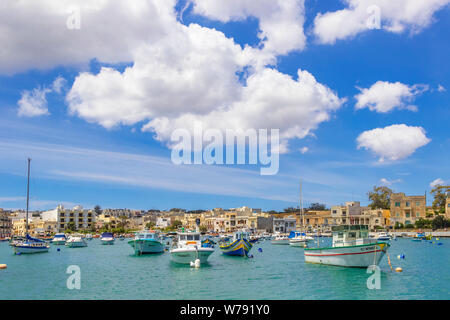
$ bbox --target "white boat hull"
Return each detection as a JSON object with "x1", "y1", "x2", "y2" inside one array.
[
  {"x1": 66, "y1": 241, "x2": 87, "y2": 248},
  {"x1": 100, "y1": 238, "x2": 115, "y2": 245},
  {"x1": 129, "y1": 239, "x2": 164, "y2": 254},
  {"x1": 170, "y1": 248, "x2": 214, "y2": 264},
  {"x1": 289, "y1": 239, "x2": 307, "y2": 247},
  {"x1": 304, "y1": 242, "x2": 389, "y2": 267},
  {"x1": 13, "y1": 245, "x2": 49, "y2": 254},
  {"x1": 271, "y1": 239, "x2": 290, "y2": 245}
]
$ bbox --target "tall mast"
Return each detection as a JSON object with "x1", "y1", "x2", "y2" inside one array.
[
  {"x1": 26, "y1": 158, "x2": 31, "y2": 235},
  {"x1": 300, "y1": 179, "x2": 304, "y2": 230}
]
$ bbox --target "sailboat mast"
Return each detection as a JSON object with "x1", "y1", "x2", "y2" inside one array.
[
  {"x1": 26, "y1": 158, "x2": 31, "y2": 235},
  {"x1": 300, "y1": 179, "x2": 304, "y2": 230}
]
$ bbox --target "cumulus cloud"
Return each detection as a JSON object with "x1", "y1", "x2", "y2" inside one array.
[
  {"x1": 355, "y1": 81, "x2": 429, "y2": 113},
  {"x1": 299, "y1": 147, "x2": 309, "y2": 154},
  {"x1": 380, "y1": 178, "x2": 402, "y2": 186},
  {"x1": 313, "y1": 0, "x2": 450, "y2": 44},
  {"x1": 430, "y1": 178, "x2": 445, "y2": 188},
  {"x1": 17, "y1": 77, "x2": 66, "y2": 117},
  {"x1": 356, "y1": 124, "x2": 431, "y2": 161},
  {"x1": 67, "y1": 24, "x2": 344, "y2": 152},
  {"x1": 438, "y1": 85, "x2": 446, "y2": 92},
  {"x1": 0, "y1": 0, "x2": 177, "y2": 74},
  {"x1": 191, "y1": 0, "x2": 307, "y2": 56}
]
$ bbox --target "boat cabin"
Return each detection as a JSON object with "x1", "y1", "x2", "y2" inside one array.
[
  {"x1": 332, "y1": 225, "x2": 372, "y2": 247},
  {"x1": 177, "y1": 232, "x2": 201, "y2": 243},
  {"x1": 135, "y1": 231, "x2": 160, "y2": 240}
]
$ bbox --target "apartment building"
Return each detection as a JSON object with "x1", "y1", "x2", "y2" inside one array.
[
  {"x1": 390, "y1": 193, "x2": 426, "y2": 226},
  {"x1": 41, "y1": 205, "x2": 95, "y2": 232},
  {"x1": 446, "y1": 197, "x2": 450, "y2": 218},
  {"x1": 273, "y1": 216, "x2": 296, "y2": 233}
]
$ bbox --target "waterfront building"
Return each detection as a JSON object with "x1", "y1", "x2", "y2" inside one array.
[
  {"x1": 0, "y1": 209, "x2": 12, "y2": 237},
  {"x1": 390, "y1": 193, "x2": 426, "y2": 226},
  {"x1": 299, "y1": 210, "x2": 332, "y2": 230},
  {"x1": 95, "y1": 213, "x2": 119, "y2": 229},
  {"x1": 156, "y1": 217, "x2": 171, "y2": 228},
  {"x1": 446, "y1": 196, "x2": 450, "y2": 219},
  {"x1": 331, "y1": 201, "x2": 368, "y2": 225},
  {"x1": 41, "y1": 205, "x2": 95, "y2": 232},
  {"x1": 273, "y1": 216, "x2": 296, "y2": 233}
]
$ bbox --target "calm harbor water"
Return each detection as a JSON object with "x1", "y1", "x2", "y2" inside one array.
[{"x1": 0, "y1": 238, "x2": 449, "y2": 300}]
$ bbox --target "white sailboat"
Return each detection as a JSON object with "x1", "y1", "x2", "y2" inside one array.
[
  {"x1": 11, "y1": 158, "x2": 50, "y2": 254},
  {"x1": 289, "y1": 179, "x2": 309, "y2": 247}
]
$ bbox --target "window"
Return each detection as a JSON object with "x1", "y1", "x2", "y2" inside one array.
[
  {"x1": 405, "y1": 202, "x2": 410, "y2": 207},
  {"x1": 416, "y1": 201, "x2": 421, "y2": 206},
  {"x1": 332, "y1": 210, "x2": 337, "y2": 214},
  {"x1": 187, "y1": 235, "x2": 194, "y2": 241},
  {"x1": 395, "y1": 202, "x2": 400, "y2": 207}
]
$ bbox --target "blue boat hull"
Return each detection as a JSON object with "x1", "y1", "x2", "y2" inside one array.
[{"x1": 220, "y1": 238, "x2": 252, "y2": 257}]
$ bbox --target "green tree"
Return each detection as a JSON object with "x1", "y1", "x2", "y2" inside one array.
[
  {"x1": 432, "y1": 215, "x2": 450, "y2": 230},
  {"x1": 145, "y1": 222, "x2": 155, "y2": 229},
  {"x1": 415, "y1": 218, "x2": 432, "y2": 229},
  {"x1": 431, "y1": 185, "x2": 450, "y2": 213},
  {"x1": 368, "y1": 186, "x2": 393, "y2": 209},
  {"x1": 309, "y1": 203, "x2": 327, "y2": 210},
  {"x1": 394, "y1": 222, "x2": 404, "y2": 229},
  {"x1": 199, "y1": 225, "x2": 207, "y2": 232},
  {"x1": 66, "y1": 221, "x2": 76, "y2": 232},
  {"x1": 170, "y1": 220, "x2": 183, "y2": 230}
]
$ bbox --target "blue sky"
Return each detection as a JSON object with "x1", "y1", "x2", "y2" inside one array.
[{"x1": 0, "y1": 0, "x2": 449, "y2": 211}]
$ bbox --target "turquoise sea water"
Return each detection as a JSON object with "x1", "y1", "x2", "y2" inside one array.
[{"x1": 0, "y1": 238, "x2": 449, "y2": 299}]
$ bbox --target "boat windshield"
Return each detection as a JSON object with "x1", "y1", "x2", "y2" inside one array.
[{"x1": 178, "y1": 234, "x2": 200, "y2": 241}]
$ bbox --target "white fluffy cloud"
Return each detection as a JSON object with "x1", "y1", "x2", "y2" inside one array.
[
  {"x1": 313, "y1": 0, "x2": 450, "y2": 44},
  {"x1": 356, "y1": 124, "x2": 431, "y2": 161},
  {"x1": 142, "y1": 68, "x2": 344, "y2": 152},
  {"x1": 191, "y1": 0, "x2": 307, "y2": 56},
  {"x1": 0, "y1": 0, "x2": 177, "y2": 74},
  {"x1": 17, "y1": 77, "x2": 66, "y2": 117},
  {"x1": 430, "y1": 178, "x2": 445, "y2": 188},
  {"x1": 355, "y1": 81, "x2": 428, "y2": 113},
  {"x1": 380, "y1": 178, "x2": 402, "y2": 186}
]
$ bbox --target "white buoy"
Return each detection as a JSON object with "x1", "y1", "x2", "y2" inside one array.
[
  {"x1": 395, "y1": 267, "x2": 403, "y2": 272},
  {"x1": 190, "y1": 261, "x2": 195, "y2": 267},
  {"x1": 397, "y1": 255, "x2": 401, "y2": 259},
  {"x1": 194, "y1": 259, "x2": 201, "y2": 268},
  {"x1": 0, "y1": 264, "x2": 7, "y2": 269}
]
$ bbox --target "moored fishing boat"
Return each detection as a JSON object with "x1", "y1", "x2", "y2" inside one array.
[
  {"x1": 65, "y1": 236, "x2": 87, "y2": 248},
  {"x1": 128, "y1": 230, "x2": 165, "y2": 254},
  {"x1": 170, "y1": 232, "x2": 214, "y2": 264},
  {"x1": 271, "y1": 233, "x2": 290, "y2": 245},
  {"x1": 304, "y1": 225, "x2": 389, "y2": 268},
  {"x1": 100, "y1": 232, "x2": 115, "y2": 245},
  {"x1": 219, "y1": 230, "x2": 252, "y2": 256},
  {"x1": 375, "y1": 232, "x2": 391, "y2": 241},
  {"x1": 51, "y1": 233, "x2": 67, "y2": 245},
  {"x1": 289, "y1": 231, "x2": 308, "y2": 247}
]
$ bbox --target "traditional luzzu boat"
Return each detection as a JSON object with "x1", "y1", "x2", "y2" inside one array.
[
  {"x1": 219, "y1": 230, "x2": 252, "y2": 256},
  {"x1": 51, "y1": 233, "x2": 67, "y2": 245},
  {"x1": 304, "y1": 225, "x2": 390, "y2": 268},
  {"x1": 100, "y1": 232, "x2": 115, "y2": 245},
  {"x1": 170, "y1": 232, "x2": 214, "y2": 264},
  {"x1": 128, "y1": 230, "x2": 165, "y2": 254},
  {"x1": 201, "y1": 236, "x2": 216, "y2": 248}
]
